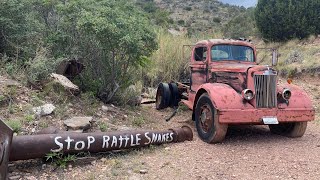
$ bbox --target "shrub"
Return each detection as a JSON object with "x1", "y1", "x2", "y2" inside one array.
[
  {"x1": 184, "y1": 7, "x2": 192, "y2": 11},
  {"x1": 4, "y1": 119, "x2": 22, "y2": 133}
]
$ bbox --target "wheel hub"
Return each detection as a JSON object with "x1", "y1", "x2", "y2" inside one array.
[{"x1": 199, "y1": 104, "x2": 213, "y2": 133}]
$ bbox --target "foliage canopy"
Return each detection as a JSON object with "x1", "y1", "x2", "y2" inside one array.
[
  {"x1": 0, "y1": 0, "x2": 157, "y2": 102},
  {"x1": 255, "y1": 0, "x2": 320, "y2": 41}
]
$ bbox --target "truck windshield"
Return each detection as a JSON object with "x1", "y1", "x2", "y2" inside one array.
[{"x1": 211, "y1": 45, "x2": 254, "y2": 62}]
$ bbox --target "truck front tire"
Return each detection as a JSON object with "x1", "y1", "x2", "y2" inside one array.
[
  {"x1": 269, "y1": 122, "x2": 307, "y2": 137},
  {"x1": 195, "y1": 93, "x2": 228, "y2": 143}
]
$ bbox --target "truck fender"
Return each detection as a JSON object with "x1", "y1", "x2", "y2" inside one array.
[
  {"x1": 278, "y1": 84, "x2": 314, "y2": 109},
  {"x1": 193, "y1": 83, "x2": 253, "y2": 111}
]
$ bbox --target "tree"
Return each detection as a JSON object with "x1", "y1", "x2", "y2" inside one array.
[
  {"x1": 255, "y1": 0, "x2": 320, "y2": 41},
  {"x1": 0, "y1": 0, "x2": 33, "y2": 58},
  {"x1": 223, "y1": 8, "x2": 259, "y2": 39},
  {"x1": 66, "y1": 0, "x2": 158, "y2": 102},
  {"x1": 0, "y1": 0, "x2": 158, "y2": 103}
]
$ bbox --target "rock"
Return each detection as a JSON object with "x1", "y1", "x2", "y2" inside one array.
[
  {"x1": 101, "y1": 105, "x2": 109, "y2": 112},
  {"x1": 100, "y1": 158, "x2": 107, "y2": 162},
  {"x1": 50, "y1": 73, "x2": 79, "y2": 94},
  {"x1": 141, "y1": 93, "x2": 149, "y2": 98},
  {"x1": 139, "y1": 169, "x2": 148, "y2": 174},
  {"x1": 33, "y1": 104, "x2": 56, "y2": 117},
  {"x1": 118, "y1": 126, "x2": 132, "y2": 131},
  {"x1": 128, "y1": 96, "x2": 143, "y2": 106},
  {"x1": 9, "y1": 175, "x2": 21, "y2": 180},
  {"x1": 31, "y1": 128, "x2": 36, "y2": 133},
  {"x1": 64, "y1": 117, "x2": 93, "y2": 131},
  {"x1": 129, "y1": 175, "x2": 141, "y2": 180},
  {"x1": 147, "y1": 88, "x2": 157, "y2": 98},
  {"x1": 41, "y1": 164, "x2": 47, "y2": 170},
  {"x1": 25, "y1": 176, "x2": 37, "y2": 180},
  {"x1": 91, "y1": 160, "x2": 96, "y2": 166},
  {"x1": 37, "y1": 127, "x2": 60, "y2": 135}
]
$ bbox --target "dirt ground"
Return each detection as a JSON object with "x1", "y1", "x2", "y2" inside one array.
[{"x1": 7, "y1": 77, "x2": 320, "y2": 180}]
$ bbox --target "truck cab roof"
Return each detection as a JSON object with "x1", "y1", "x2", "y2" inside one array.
[{"x1": 196, "y1": 39, "x2": 255, "y2": 49}]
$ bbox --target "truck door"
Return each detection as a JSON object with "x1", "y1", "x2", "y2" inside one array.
[{"x1": 190, "y1": 46, "x2": 208, "y2": 92}]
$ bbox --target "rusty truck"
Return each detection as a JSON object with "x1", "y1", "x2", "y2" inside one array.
[{"x1": 155, "y1": 39, "x2": 315, "y2": 143}]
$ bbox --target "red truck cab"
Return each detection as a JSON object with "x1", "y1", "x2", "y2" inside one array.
[{"x1": 156, "y1": 39, "x2": 315, "y2": 143}]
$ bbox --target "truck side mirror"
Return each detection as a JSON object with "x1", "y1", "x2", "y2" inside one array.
[{"x1": 272, "y1": 49, "x2": 278, "y2": 66}]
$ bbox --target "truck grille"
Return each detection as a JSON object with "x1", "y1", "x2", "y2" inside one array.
[{"x1": 254, "y1": 74, "x2": 277, "y2": 108}]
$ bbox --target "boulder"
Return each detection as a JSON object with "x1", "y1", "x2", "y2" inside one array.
[
  {"x1": 64, "y1": 117, "x2": 93, "y2": 131},
  {"x1": 33, "y1": 104, "x2": 56, "y2": 117},
  {"x1": 50, "y1": 73, "x2": 79, "y2": 94}
]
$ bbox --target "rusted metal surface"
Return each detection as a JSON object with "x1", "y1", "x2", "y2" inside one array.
[
  {"x1": 218, "y1": 108, "x2": 315, "y2": 124},
  {"x1": 179, "y1": 38, "x2": 314, "y2": 127},
  {"x1": 9, "y1": 126, "x2": 193, "y2": 161},
  {"x1": 0, "y1": 120, "x2": 13, "y2": 180}
]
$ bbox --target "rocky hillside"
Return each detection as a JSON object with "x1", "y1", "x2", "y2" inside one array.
[
  {"x1": 153, "y1": 0, "x2": 248, "y2": 35},
  {"x1": 219, "y1": 0, "x2": 257, "y2": 8}
]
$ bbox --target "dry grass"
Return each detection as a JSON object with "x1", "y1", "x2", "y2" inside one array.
[
  {"x1": 147, "y1": 29, "x2": 192, "y2": 85},
  {"x1": 256, "y1": 35, "x2": 320, "y2": 77}
]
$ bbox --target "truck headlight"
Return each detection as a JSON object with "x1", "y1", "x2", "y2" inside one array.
[
  {"x1": 282, "y1": 89, "x2": 291, "y2": 100},
  {"x1": 242, "y1": 89, "x2": 254, "y2": 101}
]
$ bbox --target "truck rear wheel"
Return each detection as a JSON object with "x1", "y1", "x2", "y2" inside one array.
[
  {"x1": 156, "y1": 83, "x2": 171, "y2": 110},
  {"x1": 169, "y1": 83, "x2": 179, "y2": 107},
  {"x1": 195, "y1": 93, "x2": 228, "y2": 143},
  {"x1": 269, "y1": 122, "x2": 307, "y2": 137}
]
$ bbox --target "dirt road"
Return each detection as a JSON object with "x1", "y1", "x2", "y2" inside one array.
[{"x1": 8, "y1": 78, "x2": 320, "y2": 180}]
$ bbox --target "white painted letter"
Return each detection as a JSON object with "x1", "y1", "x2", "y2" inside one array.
[
  {"x1": 145, "y1": 132, "x2": 151, "y2": 145},
  {"x1": 130, "y1": 135, "x2": 135, "y2": 146},
  {"x1": 136, "y1": 134, "x2": 141, "y2": 146},
  {"x1": 165, "y1": 133, "x2": 169, "y2": 142},
  {"x1": 111, "y1": 136, "x2": 117, "y2": 148},
  {"x1": 168, "y1": 133, "x2": 174, "y2": 142},
  {"x1": 64, "y1": 136, "x2": 74, "y2": 150},
  {"x1": 124, "y1": 136, "x2": 130, "y2": 147},
  {"x1": 87, "y1": 136, "x2": 95, "y2": 149},
  {"x1": 157, "y1": 134, "x2": 162, "y2": 142},
  {"x1": 119, "y1": 136, "x2": 123, "y2": 148},
  {"x1": 51, "y1": 136, "x2": 63, "y2": 152},
  {"x1": 152, "y1": 133, "x2": 158, "y2": 143},
  {"x1": 162, "y1": 134, "x2": 166, "y2": 142},
  {"x1": 102, "y1": 135, "x2": 110, "y2": 148},
  {"x1": 75, "y1": 141, "x2": 85, "y2": 150}
]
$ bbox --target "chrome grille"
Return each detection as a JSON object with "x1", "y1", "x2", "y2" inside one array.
[{"x1": 254, "y1": 74, "x2": 277, "y2": 108}]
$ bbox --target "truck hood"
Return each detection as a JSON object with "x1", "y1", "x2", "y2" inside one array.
[{"x1": 210, "y1": 62, "x2": 257, "y2": 73}]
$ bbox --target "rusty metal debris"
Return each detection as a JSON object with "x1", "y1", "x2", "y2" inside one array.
[
  {"x1": 10, "y1": 126, "x2": 193, "y2": 161},
  {"x1": 0, "y1": 119, "x2": 192, "y2": 178},
  {"x1": 0, "y1": 120, "x2": 13, "y2": 180}
]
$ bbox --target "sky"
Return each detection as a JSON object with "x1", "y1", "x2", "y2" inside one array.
[{"x1": 219, "y1": 0, "x2": 257, "y2": 8}]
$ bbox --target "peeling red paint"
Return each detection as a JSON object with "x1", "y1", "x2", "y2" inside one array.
[{"x1": 182, "y1": 39, "x2": 315, "y2": 124}]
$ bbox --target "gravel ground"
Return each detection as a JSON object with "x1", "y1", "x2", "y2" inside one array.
[{"x1": 8, "y1": 77, "x2": 320, "y2": 180}]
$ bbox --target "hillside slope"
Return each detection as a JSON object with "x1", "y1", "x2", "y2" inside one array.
[
  {"x1": 219, "y1": 0, "x2": 257, "y2": 8},
  {"x1": 153, "y1": 0, "x2": 247, "y2": 35}
]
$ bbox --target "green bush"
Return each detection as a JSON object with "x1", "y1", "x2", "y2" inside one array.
[
  {"x1": 26, "y1": 48, "x2": 63, "y2": 83},
  {"x1": 184, "y1": 7, "x2": 192, "y2": 11},
  {"x1": 5, "y1": 119, "x2": 22, "y2": 133},
  {"x1": 223, "y1": 8, "x2": 259, "y2": 39}
]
